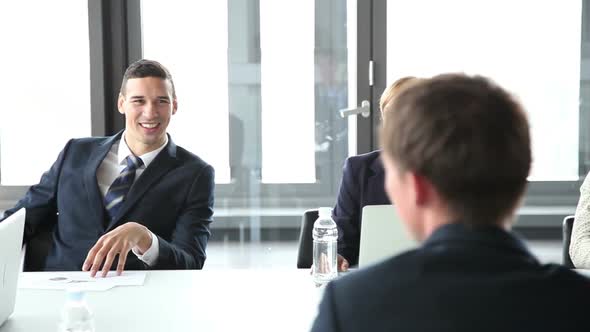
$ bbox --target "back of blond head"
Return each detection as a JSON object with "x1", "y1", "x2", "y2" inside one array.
[{"x1": 380, "y1": 76, "x2": 424, "y2": 112}]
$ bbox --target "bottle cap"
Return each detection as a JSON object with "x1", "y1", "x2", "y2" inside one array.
[
  {"x1": 65, "y1": 288, "x2": 85, "y2": 302},
  {"x1": 318, "y1": 207, "x2": 332, "y2": 218}
]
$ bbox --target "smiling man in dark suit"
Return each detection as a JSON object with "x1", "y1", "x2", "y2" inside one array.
[
  {"x1": 1, "y1": 59, "x2": 214, "y2": 276},
  {"x1": 311, "y1": 74, "x2": 590, "y2": 332}
]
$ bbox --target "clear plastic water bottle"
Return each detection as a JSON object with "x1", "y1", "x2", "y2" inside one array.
[
  {"x1": 58, "y1": 289, "x2": 95, "y2": 332},
  {"x1": 313, "y1": 207, "x2": 338, "y2": 284}
]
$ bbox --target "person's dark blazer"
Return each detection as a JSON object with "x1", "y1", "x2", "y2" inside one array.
[
  {"x1": 311, "y1": 223, "x2": 590, "y2": 332},
  {"x1": 333, "y1": 150, "x2": 390, "y2": 266},
  {"x1": 1, "y1": 131, "x2": 214, "y2": 271}
]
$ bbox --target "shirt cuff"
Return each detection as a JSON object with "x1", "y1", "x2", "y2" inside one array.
[{"x1": 132, "y1": 231, "x2": 159, "y2": 266}]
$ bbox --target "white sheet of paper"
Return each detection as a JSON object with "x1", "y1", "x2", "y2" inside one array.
[{"x1": 18, "y1": 271, "x2": 146, "y2": 291}]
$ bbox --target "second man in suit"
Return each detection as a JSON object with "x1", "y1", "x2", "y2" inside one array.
[
  {"x1": 312, "y1": 74, "x2": 590, "y2": 331},
  {"x1": 2, "y1": 59, "x2": 215, "y2": 276}
]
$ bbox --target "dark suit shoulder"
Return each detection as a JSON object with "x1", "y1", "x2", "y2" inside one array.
[
  {"x1": 69, "y1": 137, "x2": 110, "y2": 147},
  {"x1": 332, "y1": 248, "x2": 420, "y2": 296},
  {"x1": 70, "y1": 136, "x2": 110, "y2": 144},
  {"x1": 345, "y1": 150, "x2": 381, "y2": 169},
  {"x1": 325, "y1": 249, "x2": 590, "y2": 332},
  {"x1": 48, "y1": 136, "x2": 113, "y2": 162},
  {"x1": 174, "y1": 145, "x2": 213, "y2": 170},
  {"x1": 537, "y1": 262, "x2": 590, "y2": 284}
]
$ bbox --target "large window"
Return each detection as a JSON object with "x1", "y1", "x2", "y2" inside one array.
[
  {"x1": 142, "y1": 1, "x2": 231, "y2": 183},
  {"x1": 0, "y1": 1, "x2": 91, "y2": 185},
  {"x1": 380, "y1": 0, "x2": 590, "y2": 227},
  {"x1": 259, "y1": 0, "x2": 316, "y2": 183},
  {"x1": 141, "y1": 0, "x2": 352, "y2": 222},
  {"x1": 386, "y1": 0, "x2": 583, "y2": 181},
  {"x1": 0, "y1": 0, "x2": 586, "y2": 240}
]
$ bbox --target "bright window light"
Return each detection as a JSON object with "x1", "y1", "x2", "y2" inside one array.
[
  {"x1": 260, "y1": 0, "x2": 316, "y2": 183},
  {"x1": 387, "y1": 0, "x2": 582, "y2": 181},
  {"x1": 0, "y1": 1, "x2": 91, "y2": 185},
  {"x1": 142, "y1": 1, "x2": 231, "y2": 183}
]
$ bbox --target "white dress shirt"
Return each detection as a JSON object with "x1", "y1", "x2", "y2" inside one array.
[{"x1": 96, "y1": 131, "x2": 168, "y2": 266}]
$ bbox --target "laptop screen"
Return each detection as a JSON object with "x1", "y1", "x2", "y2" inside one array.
[{"x1": 358, "y1": 205, "x2": 416, "y2": 268}]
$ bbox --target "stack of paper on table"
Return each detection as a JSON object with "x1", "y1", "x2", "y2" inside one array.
[{"x1": 18, "y1": 271, "x2": 146, "y2": 291}]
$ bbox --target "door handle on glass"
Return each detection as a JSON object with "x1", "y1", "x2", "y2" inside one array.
[{"x1": 339, "y1": 100, "x2": 370, "y2": 118}]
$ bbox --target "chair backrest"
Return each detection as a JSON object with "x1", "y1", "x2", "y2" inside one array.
[
  {"x1": 297, "y1": 209, "x2": 319, "y2": 268},
  {"x1": 22, "y1": 215, "x2": 56, "y2": 272},
  {"x1": 24, "y1": 230, "x2": 54, "y2": 271},
  {"x1": 562, "y1": 215, "x2": 575, "y2": 268}
]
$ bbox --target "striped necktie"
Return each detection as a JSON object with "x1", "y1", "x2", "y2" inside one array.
[{"x1": 104, "y1": 155, "x2": 144, "y2": 220}]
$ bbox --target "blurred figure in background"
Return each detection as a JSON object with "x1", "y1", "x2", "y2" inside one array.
[{"x1": 333, "y1": 76, "x2": 423, "y2": 270}]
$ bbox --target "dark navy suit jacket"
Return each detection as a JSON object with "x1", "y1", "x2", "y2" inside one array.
[
  {"x1": 311, "y1": 223, "x2": 590, "y2": 332},
  {"x1": 333, "y1": 150, "x2": 390, "y2": 266},
  {"x1": 2, "y1": 132, "x2": 214, "y2": 271}
]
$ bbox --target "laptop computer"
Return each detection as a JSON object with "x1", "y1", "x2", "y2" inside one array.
[
  {"x1": 0, "y1": 208, "x2": 25, "y2": 327},
  {"x1": 358, "y1": 205, "x2": 417, "y2": 268}
]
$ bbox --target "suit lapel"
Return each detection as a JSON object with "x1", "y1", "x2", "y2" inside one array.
[
  {"x1": 84, "y1": 132, "x2": 123, "y2": 226},
  {"x1": 106, "y1": 136, "x2": 179, "y2": 230}
]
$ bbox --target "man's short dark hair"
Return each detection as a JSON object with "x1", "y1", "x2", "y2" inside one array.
[
  {"x1": 381, "y1": 73, "x2": 531, "y2": 226},
  {"x1": 120, "y1": 59, "x2": 176, "y2": 98}
]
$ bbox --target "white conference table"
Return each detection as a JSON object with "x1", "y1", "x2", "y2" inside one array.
[
  {"x1": 1, "y1": 269, "x2": 324, "y2": 332},
  {"x1": 6, "y1": 268, "x2": 590, "y2": 332}
]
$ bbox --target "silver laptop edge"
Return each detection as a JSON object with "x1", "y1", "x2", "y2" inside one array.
[
  {"x1": 0, "y1": 208, "x2": 25, "y2": 326},
  {"x1": 358, "y1": 205, "x2": 417, "y2": 268}
]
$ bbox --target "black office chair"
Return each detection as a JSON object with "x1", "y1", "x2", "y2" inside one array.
[
  {"x1": 22, "y1": 214, "x2": 57, "y2": 271},
  {"x1": 562, "y1": 215, "x2": 575, "y2": 268},
  {"x1": 297, "y1": 209, "x2": 319, "y2": 268},
  {"x1": 24, "y1": 230, "x2": 54, "y2": 271}
]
